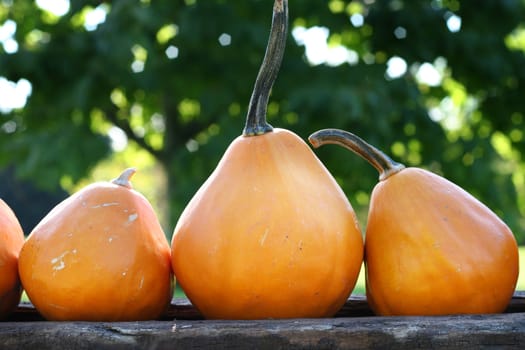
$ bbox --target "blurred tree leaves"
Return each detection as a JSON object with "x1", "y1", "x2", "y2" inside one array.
[{"x1": 1, "y1": 0, "x2": 525, "y2": 241}]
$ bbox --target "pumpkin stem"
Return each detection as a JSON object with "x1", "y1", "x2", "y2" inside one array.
[
  {"x1": 308, "y1": 129, "x2": 405, "y2": 181},
  {"x1": 243, "y1": 0, "x2": 288, "y2": 136},
  {"x1": 112, "y1": 168, "x2": 136, "y2": 189}
]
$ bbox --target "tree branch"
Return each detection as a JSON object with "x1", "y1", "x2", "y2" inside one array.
[
  {"x1": 161, "y1": 92, "x2": 223, "y2": 162},
  {"x1": 103, "y1": 106, "x2": 164, "y2": 160}
]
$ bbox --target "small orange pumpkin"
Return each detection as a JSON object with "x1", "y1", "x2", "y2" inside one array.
[
  {"x1": 309, "y1": 128, "x2": 519, "y2": 316},
  {"x1": 171, "y1": 0, "x2": 363, "y2": 320},
  {"x1": 18, "y1": 168, "x2": 173, "y2": 321},
  {"x1": 0, "y1": 199, "x2": 25, "y2": 319}
]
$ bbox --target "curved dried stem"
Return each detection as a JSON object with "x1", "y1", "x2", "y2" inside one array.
[
  {"x1": 243, "y1": 0, "x2": 288, "y2": 136},
  {"x1": 308, "y1": 129, "x2": 405, "y2": 181}
]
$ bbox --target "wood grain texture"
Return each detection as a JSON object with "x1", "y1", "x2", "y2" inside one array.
[{"x1": 1, "y1": 292, "x2": 524, "y2": 349}]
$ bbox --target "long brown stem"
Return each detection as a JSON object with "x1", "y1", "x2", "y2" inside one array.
[
  {"x1": 243, "y1": 0, "x2": 288, "y2": 136},
  {"x1": 308, "y1": 129, "x2": 405, "y2": 181}
]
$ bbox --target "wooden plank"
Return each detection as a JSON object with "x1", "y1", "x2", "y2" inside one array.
[
  {"x1": 10, "y1": 291, "x2": 525, "y2": 321},
  {"x1": 1, "y1": 312, "x2": 524, "y2": 349},
  {"x1": 0, "y1": 292, "x2": 524, "y2": 349}
]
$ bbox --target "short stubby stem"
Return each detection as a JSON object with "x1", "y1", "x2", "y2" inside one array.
[
  {"x1": 308, "y1": 129, "x2": 405, "y2": 181},
  {"x1": 112, "y1": 168, "x2": 136, "y2": 189},
  {"x1": 243, "y1": 0, "x2": 288, "y2": 136}
]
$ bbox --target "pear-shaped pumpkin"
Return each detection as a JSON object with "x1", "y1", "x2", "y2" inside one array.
[
  {"x1": 18, "y1": 168, "x2": 173, "y2": 321},
  {"x1": 309, "y1": 128, "x2": 519, "y2": 316},
  {"x1": 0, "y1": 199, "x2": 25, "y2": 319},
  {"x1": 171, "y1": 0, "x2": 363, "y2": 320}
]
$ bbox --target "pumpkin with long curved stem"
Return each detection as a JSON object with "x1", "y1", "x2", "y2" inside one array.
[
  {"x1": 0, "y1": 199, "x2": 25, "y2": 319},
  {"x1": 18, "y1": 168, "x2": 173, "y2": 321},
  {"x1": 171, "y1": 0, "x2": 363, "y2": 320},
  {"x1": 308, "y1": 128, "x2": 519, "y2": 316}
]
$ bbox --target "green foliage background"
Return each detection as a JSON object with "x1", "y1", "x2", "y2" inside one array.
[{"x1": 1, "y1": 0, "x2": 525, "y2": 243}]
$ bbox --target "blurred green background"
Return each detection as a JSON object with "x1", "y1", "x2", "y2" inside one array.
[{"x1": 1, "y1": 0, "x2": 525, "y2": 266}]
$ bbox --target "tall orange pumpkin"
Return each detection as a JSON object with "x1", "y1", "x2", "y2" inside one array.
[
  {"x1": 18, "y1": 168, "x2": 173, "y2": 321},
  {"x1": 309, "y1": 128, "x2": 519, "y2": 316},
  {"x1": 0, "y1": 199, "x2": 25, "y2": 319},
  {"x1": 171, "y1": 0, "x2": 363, "y2": 320}
]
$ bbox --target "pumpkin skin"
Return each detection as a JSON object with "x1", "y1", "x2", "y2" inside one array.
[
  {"x1": 18, "y1": 169, "x2": 173, "y2": 321},
  {"x1": 365, "y1": 167, "x2": 519, "y2": 316},
  {"x1": 0, "y1": 199, "x2": 25, "y2": 319},
  {"x1": 171, "y1": 0, "x2": 362, "y2": 319},
  {"x1": 308, "y1": 128, "x2": 519, "y2": 316},
  {"x1": 172, "y1": 128, "x2": 363, "y2": 319}
]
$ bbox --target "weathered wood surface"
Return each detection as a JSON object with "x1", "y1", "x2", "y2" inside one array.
[{"x1": 1, "y1": 292, "x2": 524, "y2": 349}]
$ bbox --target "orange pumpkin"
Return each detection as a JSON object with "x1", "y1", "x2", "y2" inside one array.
[
  {"x1": 18, "y1": 168, "x2": 173, "y2": 321},
  {"x1": 171, "y1": 0, "x2": 363, "y2": 320},
  {"x1": 0, "y1": 199, "x2": 25, "y2": 319},
  {"x1": 309, "y1": 128, "x2": 519, "y2": 316}
]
